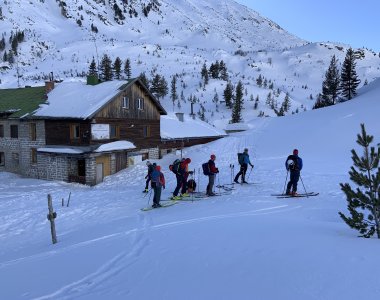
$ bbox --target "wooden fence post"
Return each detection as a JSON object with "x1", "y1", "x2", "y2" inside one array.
[{"x1": 47, "y1": 194, "x2": 57, "y2": 244}]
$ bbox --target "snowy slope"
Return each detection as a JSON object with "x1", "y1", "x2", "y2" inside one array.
[
  {"x1": 1, "y1": 0, "x2": 380, "y2": 126},
  {"x1": 1, "y1": 79, "x2": 380, "y2": 299}
]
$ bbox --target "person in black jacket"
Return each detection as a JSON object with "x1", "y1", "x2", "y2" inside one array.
[
  {"x1": 285, "y1": 149, "x2": 303, "y2": 195},
  {"x1": 143, "y1": 161, "x2": 155, "y2": 193},
  {"x1": 206, "y1": 154, "x2": 219, "y2": 196}
]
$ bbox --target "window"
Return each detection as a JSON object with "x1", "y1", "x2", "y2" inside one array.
[
  {"x1": 137, "y1": 98, "x2": 144, "y2": 110},
  {"x1": 0, "y1": 152, "x2": 4, "y2": 166},
  {"x1": 31, "y1": 148, "x2": 37, "y2": 164},
  {"x1": 122, "y1": 96, "x2": 130, "y2": 109},
  {"x1": 10, "y1": 125, "x2": 18, "y2": 139},
  {"x1": 70, "y1": 124, "x2": 80, "y2": 140},
  {"x1": 0, "y1": 124, "x2": 4, "y2": 138},
  {"x1": 143, "y1": 125, "x2": 151, "y2": 138},
  {"x1": 110, "y1": 125, "x2": 120, "y2": 139},
  {"x1": 30, "y1": 123, "x2": 37, "y2": 141}
]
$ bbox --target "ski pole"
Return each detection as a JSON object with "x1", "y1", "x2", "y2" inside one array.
[
  {"x1": 143, "y1": 188, "x2": 152, "y2": 198},
  {"x1": 198, "y1": 168, "x2": 200, "y2": 193},
  {"x1": 247, "y1": 165, "x2": 254, "y2": 181},
  {"x1": 217, "y1": 173, "x2": 221, "y2": 194},
  {"x1": 192, "y1": 168, "x2": 195, "y2": 202},
  {"x1": 230, "y1": 164, "x2": 233, "y2": 184},
  {"x1": 147, "y1": 188, "x2": 153, "y2": 206},
  {"x1": 282, "y1": 170, "x2": 289, "y2": 195},
  {"x1": 299, "y1": 174, "x2": 308, "y2": 198}
]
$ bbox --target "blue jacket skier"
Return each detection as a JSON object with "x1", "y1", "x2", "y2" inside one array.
[
  {"x1": 234, "y1": 148, "x2": 253, "y2": 184},
  {"x1": 151, "y1": 165, "x2": 165, "y2": 208},
  {"x1": 285, "y1": 149, "x2": 303, "y2": 195}
]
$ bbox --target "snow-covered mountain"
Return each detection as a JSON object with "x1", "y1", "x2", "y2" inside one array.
[{"x1": 1, "y1": 0, "x2": 380, "y2": 126}]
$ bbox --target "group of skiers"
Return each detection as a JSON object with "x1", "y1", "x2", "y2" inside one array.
[{"x1": 143, "y1": 148, "x2": 303, "y2": 208}]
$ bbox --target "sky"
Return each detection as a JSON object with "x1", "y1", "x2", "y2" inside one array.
[{"x1": 236, "y1": 0, "x2": 380, "y2": 52}]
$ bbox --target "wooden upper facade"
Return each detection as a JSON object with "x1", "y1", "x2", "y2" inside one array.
[{"x1": 33, "y1": 78, "x2": 167, "y2": 149}]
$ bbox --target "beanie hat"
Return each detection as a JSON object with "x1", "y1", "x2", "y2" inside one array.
[
  {"x1": 156, "y1": 165, "x2": 161, "y2": 171},
  {"x1": 293, "y1": 149, "x2": 299, "y2": 155},
  {"x1": 244, "y1": 148, "x2": 248, "y2": 152},
  {"x1": 146, "y1": 161, "x2": 151, "y2": 166},
  {"x1": 211, "y1": 154, "x2": 216, "y2": 160},
  {"x1": 185, "y1": 158, "x2": 191, "y2": 163}
]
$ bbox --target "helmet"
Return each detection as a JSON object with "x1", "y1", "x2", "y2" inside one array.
[
  {"x1": 293, "y1": 149, "x2": 299, "y2": 155},
  {"x1": 185, "y1": 158, "x2": 191, "y2": 163},
  {"x1": 244, "y1": 148, "x2": 248, "y2": 152},
  {"x1": 210, "y1": 154, "x2": 216, "y2": 160},
  {"x1": 146, "y1": 161, "x2": 151, "y2": 166},
  {"x1": 156, "y1": 165, "x2": 161, "y2": 171},
  {"x1": 287, "y1": 160, "x2": 294, "y2": 167}
]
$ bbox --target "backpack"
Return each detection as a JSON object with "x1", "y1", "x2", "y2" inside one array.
[
  {"x1": 202, "y1": 162, "x2": 210, "y2": 175},
  {"x1": 169, "y1": 159, "x2": 182, "y2": 174},
  {"x1": 238, "y1": 153, "x2": 244, "y2": 165},
  {"x1": 286, "y1": 155, "x2": 298, "y2": 171}
]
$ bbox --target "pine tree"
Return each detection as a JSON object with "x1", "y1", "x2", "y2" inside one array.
[
  {"x1": 219, "y1": 60, "x2": 229, "y2": 81},
  {"x1": 170, "y1": 75, "x2": 178, "y2": 111},
  {"x1": 254, "y1": 95, "x2": 259, "y2": 110},
  {"x1": 223, "y1": 82, "x2": 233, "y2": 109},
  {"x1": 3, "y1": 50, "x2": 7, "y2": 62},
  {"x1": 339, "y1": 124, "x2": 380, "y2": 238},
  {"x1": 212, "y1": 92, "x2": 219, "y2": 109},
  {"x1": 11, "y1": 36, "x2": 18, "y2": 55},
  {"x1": 113, "y1": 57, "x2": 122, "y2": 79},
  {"x1": 320, "y1": 55, "x2": 340, "y2": 106},
  {"x1": 151, "y1": 74, "x2": 168, "y2": 100},
  {"x1": 201, "y1": 62, "x2": 209, "y2": 85},
  {"x1": 124, "y1": 58, "x2": 131, "y2": 79},
  {"x1": 0, "y1": 36, "x2": 5, "y2": 51},
  {"x1": 7, "y1": 50, "x2": 14, "y2": 64},
  {"x1": 89, "y1": 57, "x2": 97, "y2": 75},
  {"x1": 340, "y1": 48, "x2": 361, "y2": 100},
  {"x1": 256, "y1": 74, "x2": 263, "y2": 87},
  {"x1": 231, "y1": 81, "x2": 244, "y2": 123},
  {"x1": 139, "y1": 72, "x2": 149, "y2": 89},
  {"x1": 159, "y1": 76, "x2": 169, "y2": 99},
  {"x1": 281, "y1": 92, "x2": 291, "y2": 112},
  {"x1": 151, "y1": 74, "x2": 161, "y2": 99},
  {"x1": 100, "y1": 54, "x2": 113, "y2": 81}
]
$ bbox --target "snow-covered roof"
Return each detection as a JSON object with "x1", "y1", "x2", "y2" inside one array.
[
  {"x1": 95, "y1": 141, "x2": 136, "y2": 152},
  {"x1": 225, "y1": 123, "x2": 250, "y2": 131},
  {"x1": 37, "y1": 147, "x2": 85, "y2": 154},
  {"x1": 161, "y1": 113, "x2": 226, "y2": 139},
  {"x1": 33, "y1": 80, "x2": 128, "y2": 119}
]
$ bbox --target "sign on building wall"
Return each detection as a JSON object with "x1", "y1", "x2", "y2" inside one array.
[{"x1": 91, "y1": 124, "x2": 109, "y2": 140}]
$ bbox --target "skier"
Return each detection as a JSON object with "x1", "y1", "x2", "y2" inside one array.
[
  {"x1": 151, "y1": 165, "x2": 165, "y2": 208},
  {"x1": 285, "y1": 149, "x2": 303, "y2": 195},
  {"x1": 171, "y1": 158, "x2": 192, "y2": 200},
  {"x1": 234, "y1": 148, "x2": 254, "y2": 184},
  {"x1": 206, "y1": 154, "x2": 219, "y2": 196},
  {"x1": 143, "y1": 161, "x2": 155, "y2": 193}
]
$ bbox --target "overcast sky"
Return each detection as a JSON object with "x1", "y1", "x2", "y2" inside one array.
[{"x1": 236, "y1": 0, "x2": 380, "y2": 52}]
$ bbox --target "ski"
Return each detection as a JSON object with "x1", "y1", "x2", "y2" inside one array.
[
  {"x1": 141, "y1": 201, "x2": 178, "y2": 211},
  {"x1": 276, "y1": 192, "x2": 319, "y2": 199},
  {"x1": 194, "y1": 191, "x2": 232, "y2": 198},
  {"x1": 271, "y1": 192, "x2": 317, "y2": 196},
  {"x1": 216, "y1": 185, "x2": 235, "y2": 191}
]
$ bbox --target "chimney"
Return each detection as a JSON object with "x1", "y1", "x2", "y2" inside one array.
[
  {"x1": 175, "y1": 112, "x2": 184, "y2": 122},
  {"x1": 45, "y1": 72, "x2": 55, "y2": 94},
  {"x1": 45, "y1": 81, "x2": 55, "y2": 94}
]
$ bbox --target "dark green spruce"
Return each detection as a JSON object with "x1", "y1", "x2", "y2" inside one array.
[
  {"x1": 339, "y1": 124, "x2": 380, "y2": 238},
  {"x1": 340, "y1": 48, "x2": 361, "y2": 100}
]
